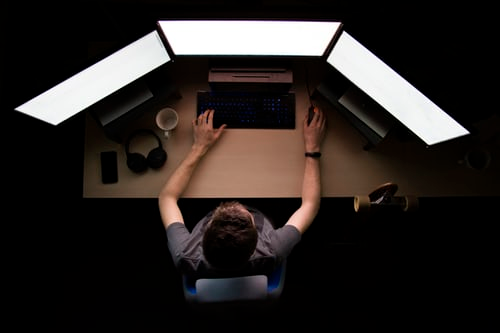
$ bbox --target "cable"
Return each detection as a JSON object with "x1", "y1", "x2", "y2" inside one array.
[{"x1": 304, "y1": 62, "x2": 314, "y2": 107}]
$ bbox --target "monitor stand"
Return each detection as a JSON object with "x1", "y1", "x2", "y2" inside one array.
[
  {"x1": 313, "y1": 72, "x2": 396, "y2": 150},
  {"x1": 207, "y1": 58, "x2": 293, "y2": 93},
  {"x1": 88, "y1": 67, "x2": 181, "y2": 143},
  {"x1": 208, "y1": 67, "x2": 293, "y2": 93},
  {"x1": 91, "y1": 79, "x2": 153, "y2": 127},
  {"x1": 337, "y1": 85, "x2": 395, "y2": 141}
]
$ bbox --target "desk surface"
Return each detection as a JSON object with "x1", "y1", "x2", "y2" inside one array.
[{"x1": 83, "y1": 58, "x2": 500, "y2": 198}]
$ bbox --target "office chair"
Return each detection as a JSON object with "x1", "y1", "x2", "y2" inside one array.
[{"x1": 182, "y1": 260, "x2": 287, "y2": 316}]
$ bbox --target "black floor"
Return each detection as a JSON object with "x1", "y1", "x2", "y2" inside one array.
[{"x1": 5, "y1": 1, "x2": 499, "y2": 332}]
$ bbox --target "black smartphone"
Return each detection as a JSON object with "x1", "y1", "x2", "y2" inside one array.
[{"x1": 100, "y1": 151, "x2": 118, "y2": 184}]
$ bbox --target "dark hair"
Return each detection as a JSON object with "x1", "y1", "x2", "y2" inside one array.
[{"x1": 202, "y1": 201, "x2": 258, "y2": 269}]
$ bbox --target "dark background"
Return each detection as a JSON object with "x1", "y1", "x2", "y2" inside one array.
[{"x1": 4, "y1": 1, "x2": 498, "y2": 331}]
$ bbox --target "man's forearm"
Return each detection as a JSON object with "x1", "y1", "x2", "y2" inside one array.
[
  {"x1": 284, "y1": 155, "x2": 322, "y2": 234},
  {"x1": 159, "y1": 145, "x2": 208, "y2": 200},
  {"x1": 302, "y1": 157, "x2": 321, "y2": 211},
  {"x1": 159, "y1": 110, "x2": 225, "y2": 229}
]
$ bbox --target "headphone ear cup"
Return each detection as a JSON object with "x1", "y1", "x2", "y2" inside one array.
[
  {"x1": 147, "y1": 147, "x2": 167, "y2": 169},
  {"x1": 127, "y1": 152, "x2": 148, "y2": 173}
]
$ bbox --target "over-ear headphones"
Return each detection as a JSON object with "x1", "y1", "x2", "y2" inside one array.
[{"x1": 125, "y1": 129, "x2": 167, "y2": 173}]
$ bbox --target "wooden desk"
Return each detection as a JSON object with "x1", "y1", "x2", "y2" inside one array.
[{"x1": 83, "y1": 58, "x2": 500, "y2": 198}]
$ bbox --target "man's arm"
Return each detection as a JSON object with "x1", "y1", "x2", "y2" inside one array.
[
  {"x1": 158, "y1": 109, "x2": 226, "y2": 230},
  {"x1": 285, "y1": 107, "x2": 326, "y2": 234}
]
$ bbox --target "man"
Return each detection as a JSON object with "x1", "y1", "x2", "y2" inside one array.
[{"x1": 158, "y1": 107, "x2": 326, "y2": 278}]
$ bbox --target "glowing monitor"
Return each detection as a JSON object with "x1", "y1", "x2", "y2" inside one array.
[
  {"x1": 157, "y1": 19, "x2": 342, "y2": 57},
  {"x1": 326, "y1": 31, "x2": 470, "y2": 146},
  {"x1": 15, "y1": 30, "x2": 171, "y2": 125}
]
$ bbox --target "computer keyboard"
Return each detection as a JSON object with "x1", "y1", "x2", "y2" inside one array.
[{"x1": 196, "y1": 90, "x2": 295, "y2": 129}]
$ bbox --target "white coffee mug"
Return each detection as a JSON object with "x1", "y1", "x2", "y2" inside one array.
[{"x1": 155, "y1": 107, "x2": 179, "y2": 139}]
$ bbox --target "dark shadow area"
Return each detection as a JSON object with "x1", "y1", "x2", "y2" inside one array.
[{"x1": 14, "y1": 196, "x2": 497, "y2": 331}]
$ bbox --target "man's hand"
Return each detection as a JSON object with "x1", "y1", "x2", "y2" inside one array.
[
  {"x1": 303, "y1": 106, "x2": 326, "y2": 152},
  {"x1": 192, "y1": 109, "x2": 227, "y2": 154}
]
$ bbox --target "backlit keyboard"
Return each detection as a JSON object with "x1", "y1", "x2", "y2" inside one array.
[{"x1": 196, "y1": 90, "x2": 295, "y2": 129}]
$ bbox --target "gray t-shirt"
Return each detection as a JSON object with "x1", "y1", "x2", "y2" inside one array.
[{"x1": 166, "y1": 206, "x2": 301, "y2": 279}]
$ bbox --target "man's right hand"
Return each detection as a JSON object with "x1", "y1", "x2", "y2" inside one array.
[{"x1": 303, "y1": 106, "x2": 326, "y2": 152}]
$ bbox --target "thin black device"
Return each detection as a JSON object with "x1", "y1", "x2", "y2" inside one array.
[{"x1": 100, "y1": 151, "x2": 118, "y2": 184}]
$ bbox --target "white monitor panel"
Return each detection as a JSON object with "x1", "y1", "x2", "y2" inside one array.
[
  {"x1": 157, "y1": 19, "x2": 342, "y2": 57},
  {"x1": 15, "y1": 30, "x2": 171, "y2": 125},
  {"x1": 326, "y1": 31, "x2": 470, "y2": 146}
]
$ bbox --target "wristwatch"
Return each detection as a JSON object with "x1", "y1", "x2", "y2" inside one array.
[{"x1": 305, "y1": 152, "x2": 321, "y2": 158}]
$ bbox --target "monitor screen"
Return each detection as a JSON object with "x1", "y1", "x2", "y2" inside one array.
[
  {"x1": 326, "y1": 31, "x2": 470, "y2": 146},
  {"x1": 157, "y1": 19, "x2": 342, "y2": 57},
  {"x1": 15, "y1": 30, "x2": 171, "y2": 125}
]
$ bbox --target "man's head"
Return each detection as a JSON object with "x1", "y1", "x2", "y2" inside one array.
[{"x1": 203, "y1": 201, "x2": 258, "y2": 269}]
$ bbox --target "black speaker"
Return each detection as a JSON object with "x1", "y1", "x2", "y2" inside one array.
[{"x1": 125, "y1": 129, "x2": 167, "y2": 173}]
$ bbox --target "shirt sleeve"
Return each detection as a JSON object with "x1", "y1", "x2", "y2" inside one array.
[
  {"x1": 272, "y1": 225, "x2": 302, "y2": 258},
  {"x1": 165, "y1": 222, "x2": 191, "y2": 268}
]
